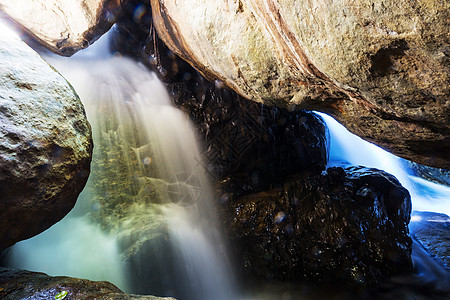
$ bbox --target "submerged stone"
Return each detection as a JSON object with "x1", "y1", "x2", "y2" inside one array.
[
  {"x1": 222, "y1": 166, "x2": 413, "y2": 287},
  {"x1": 0, "y1": 21, "x2": 92, "y2": 250},
  {"x1": 405, "y1": 162, "x2": 450, "y2": 187}
]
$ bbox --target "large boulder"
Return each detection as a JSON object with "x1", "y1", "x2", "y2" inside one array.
[
  {"x1": 222, "y1": 166, "x2": 412, "y2": 286},
  {"x1": 0, "y1": 0, "x2": 128, "y2": 56},
  {"x1": 0, "y1": 268, "x2": 175, "y2": 300},
  {"x1": 0, "y1": 21, "x2": 92, "y2": 250},
  {"x1": 151, "y1": 0, "x2": 450, "y2": 169}
]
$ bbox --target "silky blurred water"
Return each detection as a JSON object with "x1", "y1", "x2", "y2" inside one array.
[{"x1": 318, "y1": 112, "x2": 450, "y2": 216}]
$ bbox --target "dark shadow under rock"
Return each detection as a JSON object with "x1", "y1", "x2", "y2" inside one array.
[
  {"x1": 0, "y1": 268, "x2": 175, "y2": 300},
  {"x1": 222, "y1": 166, "x2": 413, "y2": 287}
]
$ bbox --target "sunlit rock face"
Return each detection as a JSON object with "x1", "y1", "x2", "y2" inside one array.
[
  {"x1": 222, "y1": 166, "x2": 412, "y2": 287},
  {"x1": 0, "y1": 22, "x2": 92, "y2": 250},
  {"x1": 0, "y1": 0, "x2": 127, "y2": 56},
  {"x1": 0, "y1": 268, "x2": 175, "y2": 299},
  {"x1": 151, "y1": 0, "x2": 450, "y2": 169}
]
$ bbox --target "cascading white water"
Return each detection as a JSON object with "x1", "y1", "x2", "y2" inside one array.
[
  {"x1": 318, "y1": 112, "x2": 450, "y2": 296},
  {"x1": 5, "y1": 30, "x2": 236, "y2": 300},
  {"x1": 6, "y1": 214, "x2": 130, "y2": 290},
  {"x1": 318, "y1": 112, "x2": 450, "y2": 216}
]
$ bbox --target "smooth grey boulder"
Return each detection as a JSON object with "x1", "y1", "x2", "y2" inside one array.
[
  {"x1": 0, "y1": 0, "x2": 127, "y2": 56},
  {"x1": 0, "y1": 21, "x2": 92, "y2": 250}
]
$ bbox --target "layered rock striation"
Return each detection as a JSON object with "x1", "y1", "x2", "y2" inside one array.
[{"x1": 151, "y1": 0, "x2": 450, "y2": 169}]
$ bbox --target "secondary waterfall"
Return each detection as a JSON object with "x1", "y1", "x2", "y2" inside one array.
[
  {"x1": 318, "y1": 113, "x2": 450, "y2": 216},
  {"x1": 5, "y1": 31, "x2": 236, "y2": 300},
  {"x1": 318, "y1": 113, "x2": 450, "y2": 297}
]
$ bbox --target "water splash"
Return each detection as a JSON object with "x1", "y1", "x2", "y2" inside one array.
[{"x1": 5, "y1": 215, "x2": 129, "y2": 290}]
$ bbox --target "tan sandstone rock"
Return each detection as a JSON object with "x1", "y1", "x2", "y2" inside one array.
[
  {"x1": 151, "y1": 0, "x2": 450, "y2": 168},
  {"x1": 0, "y1": 20, "x2": 92, "y2": 249},
  {"x1": 0, "y1": 0, "x2": 127, "y2": 56}
]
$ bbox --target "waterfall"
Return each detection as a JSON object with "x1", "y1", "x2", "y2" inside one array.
[
  {"x1": 2, "y1": 22, "x2": 448, "y2": 300},
  {"x1": 318, "y1": 113, "x2": 450, "y2": 296},
  {"x1": 5, "y1": 30, "x2": 236, "y2": 300},
  {"x1": 318, "y1": 113, "x2": 450, "y2": 216}
]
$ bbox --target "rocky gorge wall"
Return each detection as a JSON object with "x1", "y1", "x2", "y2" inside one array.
[{"x1": 112, "y1": 1, "x2": 416, "y2": 287}]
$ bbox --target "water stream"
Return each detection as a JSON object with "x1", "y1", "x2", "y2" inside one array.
[{"x1": 318, "y1": 113, "x2": 450, "y2": 216}]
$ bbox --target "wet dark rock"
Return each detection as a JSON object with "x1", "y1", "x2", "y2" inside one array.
[
  {"x1": 112, "y1": 1, "x2": 328, "y2": 195},
  {"x1": 222, "y1": 166, "x2": 413, "y2": 287},
  {"x1": 410, "y1": 211, "x2": 450, "y2": 270},
  {"x1": 0, "y1": 267, "x2": 175, "y2": 299},
  {"x1": 111, "y1": 0, "x2": 193, "y2": 83},
  {"x1": 180, "y1": 93, "x2": 328, "y2": 197},
  {"x1": 0, "y1": 22, "x2": 92, "y2": 250},
  {"x1": 124, "y1": 237, "x2": 177, "y2": 296}
]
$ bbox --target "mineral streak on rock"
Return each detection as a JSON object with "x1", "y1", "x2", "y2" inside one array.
[{"x1": 150, "y1": 0, "x2": 450, "y2": 169}]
